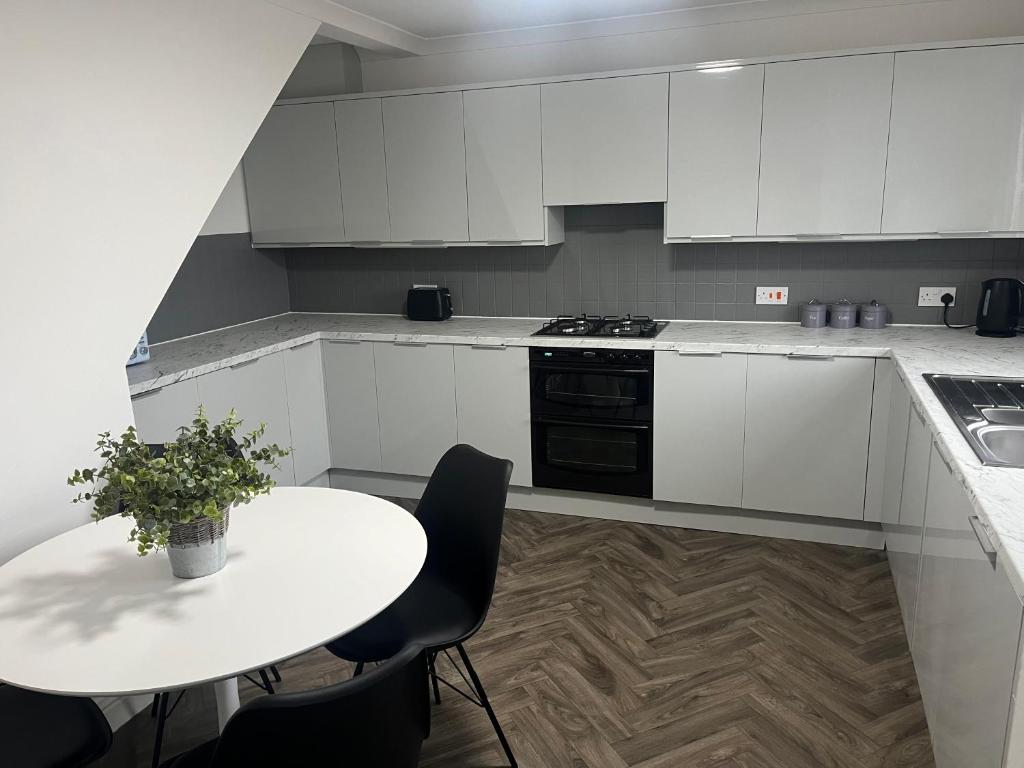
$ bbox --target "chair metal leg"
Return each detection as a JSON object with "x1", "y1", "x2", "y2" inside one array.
[
  {"x1": 456, "y1": 643, "x2": 517, "y2": 768},
  {"x1": 258, "y1": 668, "x2": 275, "y2": 694},
  {"x1": 353, "y1": 661, "x2": 364, "y2": 678},
  {"x1": 149, "y1": 693, "x2": 160, "y2": 718},
  {"x1": 151, "y1": 692, "x2": 169, "y2": 768},
  {"x1": 428, "y1": 651, "x2": 441, "y2": 705},
  {"x1": 270, "y1": 665, "x2": 282, "y2": 683}
]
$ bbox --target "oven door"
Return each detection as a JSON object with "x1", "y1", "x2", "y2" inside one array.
[
  {"x1": 531, "y1": 417, "x2": 652, "y2": 498},
  {"x1": 530, "y1": 362, "x2": 652, "y2": 421}
]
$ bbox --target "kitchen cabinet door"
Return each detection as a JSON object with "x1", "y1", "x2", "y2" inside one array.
[
  {"x1": 454, "y1": 345, "x2": 532, "y2": 486},
  {"x1": 653, "y1": 351, "x2": 747, "y2": 507},
  {"x1": 914, "y1": 444, "x2": 1023, "y2": 768},
  {"x1": 666, "y1": 66, "x2": 763, "y2": 238},
  {"x1": 757, "y1": 54, "x2": 893, "y2": 236},
  {"x1": 335, "y1": 99, "x2": 390, "y2": 242},
  {"x1": 283, "y1": 341, "x2": 330, "y2": 485},
  {"x1": 243, "y1": 103, "x2": 344, "y2": 244},
  {"x1": 464, "y1": 86, "x2": 544, "y2": 243},
  {"x1": 883, "y1": 44, "x2": 1024, "y2": 234},
  {"x1": 322, "y1": 340, "x2": 381, "y2": 472},
  {"x1": 131, "y1": 378, "x2": 200, "y2": 444},
  {"x1": 541, "y1": 74, "x2": 668, "y2": 205},
  {"x1": 880, "y1": 369, "x2": 911, "y2": 528},
  {"x1": 382, "y1": 92, "x2": 468, "y2": 242},
  {"x1": 742, "y1": 355, "x2": 873, "y2": 519},
  {"x1": 889, "y1": 398, "x2": 930, "y2": 645},
  {"x1": 864, "y1": 359, "x2": 893, "y2": 523},
  {"x1": 374, "y1": 342, "x2": 457, "y2": 477},
  {"x1": 196, "y1": 353, "x2": 295, "y2": 486}
]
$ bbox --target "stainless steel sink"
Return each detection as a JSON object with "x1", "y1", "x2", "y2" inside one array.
[{"x1": 925, "y1": 374, "x2": 1024, "y2": 468}]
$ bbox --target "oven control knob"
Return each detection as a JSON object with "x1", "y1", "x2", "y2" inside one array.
[
  {"x1": 605, "y1": 352, "x2": 618, "y2": 360},
  {"x1": 583, "y1": 351, "x2": 596, "y2": 358}
]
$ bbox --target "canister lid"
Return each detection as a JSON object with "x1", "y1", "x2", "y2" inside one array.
[{"x1": 859, "y1": 299, "x2": 887, "y2": 312}]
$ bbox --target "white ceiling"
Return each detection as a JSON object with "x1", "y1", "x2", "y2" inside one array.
[{"x1": 332, "y1": 0, "x2": 760, "y2": 39}]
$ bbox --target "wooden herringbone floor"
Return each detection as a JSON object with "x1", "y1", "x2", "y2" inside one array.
[{"x1": 100, "y1": 506, "x2": 934, "y2": 767}]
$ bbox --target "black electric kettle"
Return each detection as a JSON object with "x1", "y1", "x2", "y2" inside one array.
[{"x1": 976, "y1": 278, "x2": 1024, "y2": 337}]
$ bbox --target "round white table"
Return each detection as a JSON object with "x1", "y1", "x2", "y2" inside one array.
[{"x1": 0, "y1": 487, "x2": 426, "y2": 731}]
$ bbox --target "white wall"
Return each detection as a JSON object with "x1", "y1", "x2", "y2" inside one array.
[
  {"x1": 0, "y1": 0, "x2": 317, "y2": 574},
  {"x1": 200, "y1": 163, "x2": 251, "y2": 236},
  {"x1": 360, "y1": 0, "x2": 1024, "y2": 90}
]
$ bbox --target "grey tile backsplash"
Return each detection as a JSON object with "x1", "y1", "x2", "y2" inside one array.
[
  {"x1": 148, "y1": 233, "x2": 290, "y2": 343},
  {"x1": 284, "y1": 205, "x2": 1024, "y2": 325}
]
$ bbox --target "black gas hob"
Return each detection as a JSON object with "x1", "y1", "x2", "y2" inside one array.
[{"x1": 532, "y1": 314, "x2": 666, "y2": 338}]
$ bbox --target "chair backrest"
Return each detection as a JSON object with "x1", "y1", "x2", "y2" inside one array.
[
  {"x1": 209, "y1": 644, "x2": 428, "y2": 766},
  {"x1": 0, "y1": 685, "x2": 112, "y2": 768},
  {"x1": 416, "y1": 444, "x2": 513, "y2": 636}
]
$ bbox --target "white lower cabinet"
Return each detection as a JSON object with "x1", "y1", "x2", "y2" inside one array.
[
  {"x1": 741, "y1": 355, "x2": 874, "y2": 519},
  {"x1": 889, "y1": 396, "x2": 930, "y2": 644},
  {"x1": 283, "y1": 341, "x2": 331, "y2": 485},
  {"x1": 322, "y1": 340, "x2": 382, "y2": 473},
  {"x1": 196, "y1": 353, "x2": 295, "y2": 486},
  {"x1": 374, "y1": 342, "x2": 458, "y2": 477},
  {"x1": 453, "y1": 345, "x2": 532, "y2": 486},
  {"x1": 653, "y1": 352, "x2": 747, "y2": 507},
  {"x1": 130, "y1": 378, "x2": 200, "y2": 444},
  {"x1": 914, "y1": 444, "x2": 1024, "y2": 768}
]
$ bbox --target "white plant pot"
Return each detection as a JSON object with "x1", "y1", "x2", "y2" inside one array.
[{"x1": 166, "y1": 509, "x2": 230, "y2": 579}]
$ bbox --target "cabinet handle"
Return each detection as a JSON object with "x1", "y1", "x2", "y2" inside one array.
[
  {"x1": 410, "y1": 240, "x2": 445, "y2": 246},
  {"x1": 327, "y1": 339, "x2": 362, "y2": 345},
  {"x1": 795, "y1": 233, "x2": 842, "y2": 239},
  {"x1": 937, "y1": 229, "x2": 989, "y2": 236},
  {"x1": 131, "y1": 386, "x2": 164, "y2": 400},
  {"x1": 935, "y1": 444, "x2": 954, "y2": 474},
  {"x1": 349, "y1": 241, "x2": 383, "y2": 246},
  {"x1": 786, "y1": 353, "x2": 834, "y2": 361},
  {"x1": 676, "y1": 350, "x2": 722, "y2": 357},
  {"x1": 229, "y1": 358, "x2": 260, "y2": 370},
  {"x1": 690, "y1": 234, "x2": 733, "y2": 241},
  {"x1": 471, "y1": 344, "x2": 506, "y2": 350},
  {"x1": 968, "y1": 515, "x2": 998, "y2": 565},
  {"x1": 289, "y1": 340, "x2": 315, "y2": 350},
  {"x1": 394, "y1": 341, "x2": 428, "y2": 347}
]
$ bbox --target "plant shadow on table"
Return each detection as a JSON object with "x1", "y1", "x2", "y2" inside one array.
[{"x1": 0, "y1": 546, "x2": 248, "y2": 642}]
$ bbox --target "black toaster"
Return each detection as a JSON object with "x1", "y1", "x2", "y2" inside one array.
[{"x1": 406, "y1": 287, "x2": 453, "y2": 321}]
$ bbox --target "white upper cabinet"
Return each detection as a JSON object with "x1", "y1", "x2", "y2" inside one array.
[
  {"x1": 335, "y1": 99, "x2": 391, "y2": 242},
  {"x1": 464, "y1": 86, "x2": 545, "y2": 243},
  {"x1": 666, "y1": 66, "x2": 763, "y2": 239},
  {"x1": 883, "y1": 44, "x2": 1024, "y2": 234},
  {"x1": 382, "y1": 91, "x2": 469, "y2": 242},
  {"x1": 541, "y1": 74, "x2": 668, "y2": 205},
  {"x1": 757, "y1": 54, "x2": 894, "y2": 236},
  {"x1": 244, "y1": 103, "x2": 344, "y2": 244}
]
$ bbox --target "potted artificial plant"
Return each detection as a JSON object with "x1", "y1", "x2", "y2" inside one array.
[{"x1": 69, "y1": 407, "x2": 290, "y2": 578}]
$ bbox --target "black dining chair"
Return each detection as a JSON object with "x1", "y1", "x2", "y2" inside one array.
[
  {"x1": 0, "y1": 683, "x2": 112, "y2": 767},
  {"x1": 325, "y1": 444, "x2": 517, "y2": 767},
  {"x1": 159, "y1": 643, "x2": 428, "y2": 767}
]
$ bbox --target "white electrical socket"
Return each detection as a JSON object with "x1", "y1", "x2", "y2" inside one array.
[
  {"x1": 755, "y1": 286, "x2": 789, "y2": 305},
  {"x1": 918, "y1": 287, "x2": 957, "y2": 307}
]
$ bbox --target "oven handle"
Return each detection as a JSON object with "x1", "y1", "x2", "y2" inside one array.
[
  {"x1": 531, "y1": 363, "x2": 652, "y2": 377},
  {"x1": 534, "y1": 416, "x2": 650, "y2": 431}
]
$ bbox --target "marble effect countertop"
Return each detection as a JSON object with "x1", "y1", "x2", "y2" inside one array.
[{"x1": 128, "y1": 312, "x2": 1024, "y2": 599}]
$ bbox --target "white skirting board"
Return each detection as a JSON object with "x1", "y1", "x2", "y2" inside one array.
[{"x1": 328, "y1": 470, "x2": 885, "y2": 550}]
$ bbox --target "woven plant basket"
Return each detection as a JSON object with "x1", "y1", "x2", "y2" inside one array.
[{"x1": 167, "y1": 508, "x2": 230, "y2": 579}]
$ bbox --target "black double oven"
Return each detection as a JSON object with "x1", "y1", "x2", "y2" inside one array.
[{"x1": 529, "y1": 346, "x2": 655, "y2": 499}]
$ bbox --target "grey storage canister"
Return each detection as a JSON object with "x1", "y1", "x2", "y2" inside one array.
[
  {"x1": 828, "y1": 299, "x2": 857, "y2": 329},
  {"x1": 799, "y1": 300, "x2": 827, "y2": 328},
  {"x1": 859, "y1": 300, "x2": 888, "y2": 329}
]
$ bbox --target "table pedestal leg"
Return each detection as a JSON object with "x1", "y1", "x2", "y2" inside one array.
[{"x1": 213, "y1": 677, "x2": 241, "y2": 732}]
